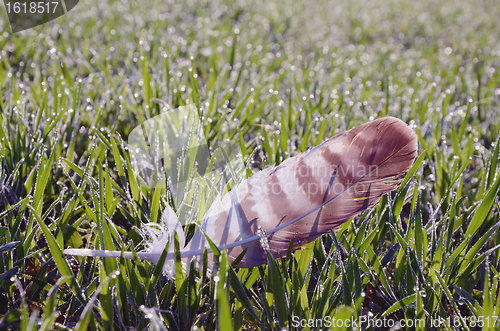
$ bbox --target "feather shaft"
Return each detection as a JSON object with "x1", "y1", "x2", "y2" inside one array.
[{"x1": 63, "y1": 248, "x2": 154, "y2": 260}]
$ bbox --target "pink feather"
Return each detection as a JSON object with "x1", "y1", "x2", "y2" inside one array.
[{"x1": 64, "y1": 116, "x2": 418, "y2": 274}]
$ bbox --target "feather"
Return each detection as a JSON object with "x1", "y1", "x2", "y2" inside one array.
[{"x1": 64, "y1": 116, "x2": 418, "y2": 273}]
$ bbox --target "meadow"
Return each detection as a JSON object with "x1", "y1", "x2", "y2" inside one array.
[{"x1": 1, "y1": 0, "x2": 500, "y2": 329}]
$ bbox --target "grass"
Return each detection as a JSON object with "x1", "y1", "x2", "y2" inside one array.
[{"x1": 1, "y1": 0, "x2": 500, "y2": 329}]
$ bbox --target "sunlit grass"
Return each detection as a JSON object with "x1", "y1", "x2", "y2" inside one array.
[{"x1": 1, "y1": 0, "x2": 500, "y2": 329}]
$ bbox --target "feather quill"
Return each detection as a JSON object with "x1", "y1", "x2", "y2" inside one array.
[{"x1": 64, "y1": 116, "x2": 418, "y2": 272}]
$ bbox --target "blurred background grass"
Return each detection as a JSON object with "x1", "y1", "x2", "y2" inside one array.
[{"x1": 1, "y1": 0, "x2": 500, "y2": 329}]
